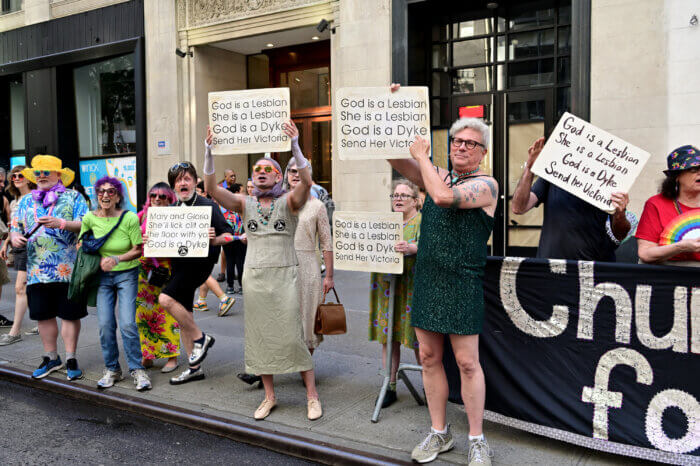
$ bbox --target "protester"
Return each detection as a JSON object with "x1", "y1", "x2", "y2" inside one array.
[
  {"x1": 246, "y1": 179, "x2": 254, "y2": 196},
  {"x1": 204, "y1": 120, "x2": 323, "y2": 421},
  {"x1": 283, "y1": 159, "x2": 333, "y2": 353},
  {"x1": 223, "y1": 169, "x2": 241, "y2": 193},
  {"x1": 221, "y1": 191, "x2": 246, "y2": 294},
  {"x1": 636, "y1": 145, "x2": 700, "y2": 266},
  {"x1": 368, "y1": 179, "x2": 422, "y2": 407},
  {"x1": 155, "y1": 162, "x2": 233, "y2": 385},
  {"x1": 10, "y1": 155, "x2": 88, "y2": 380},
  {"x1": 136, "y1": 182, "x2": 180, "y2": 373},
  {"x1": 511, "y1": 137, "x2": 630, "y2": 261},
  {"x1": 79, "y1": 177, "x2": 149, "y2": 390},
  {"x1": 388, "y1": 85, "x2": 496, "y2": 464},
  {"x1": 0, "y1": 166, "x2": 37, "y2": 345}
]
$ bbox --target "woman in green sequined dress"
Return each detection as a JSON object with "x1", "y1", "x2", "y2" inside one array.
[{"x1": 388, "y1": 84, "x2": 498, "y2": 465}]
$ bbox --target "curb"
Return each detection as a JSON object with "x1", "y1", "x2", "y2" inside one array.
[{"x1": 0, "y1": 365, "x2": 410, "y2": 465}]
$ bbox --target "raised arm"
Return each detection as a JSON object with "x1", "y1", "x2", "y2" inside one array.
[
  {"x1": 511, "y1": 137, "x2": 544, "y2": 215},
  {"x1": 203, "y1": 126, "x2": 246, "y2": 213},
  {"x1": 284, "y1": 120, "x2": 313, "y2": 212},
  {"x1": 409, "y1": 136, "x2": 498, "y2": 213}
]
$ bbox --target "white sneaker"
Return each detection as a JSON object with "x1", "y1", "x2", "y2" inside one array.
[
  {"x1": 468, "y1": 438, "x2": 494, "y2": 465},
  {"x1": 97, "y1": 369, "x2": 123, "y2": 389},
  {"x1": 131, "y1": 369, "x2": 152, "y2": 391}
]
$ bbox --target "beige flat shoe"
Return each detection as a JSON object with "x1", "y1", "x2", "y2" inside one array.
[
  {"x1": 254, "y1": 398, "x2": 276, "y2": 420},
  {"x1": 307, "y1": 398, "x2": 322, "y2": 421}
]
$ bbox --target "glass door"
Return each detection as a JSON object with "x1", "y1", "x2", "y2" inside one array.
[{"x1": 503, "y1": 89, "x2": 554, "y2": 257}]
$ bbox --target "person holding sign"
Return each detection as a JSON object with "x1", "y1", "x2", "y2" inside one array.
[
  {"x1": 389, "y1": 83, "x2": 497, "y2": 466},
  {"x1": 636, "y1": 145, "x2": 700, "y2": 266},
  {"x1": 203, "y1": 121, "x2": 323, "y2": 422},
  {"x1": 155, "y1": 163, "x2": 233, "y2": 385},
  {"x1": 511, "y1": 137, "x2": 631, "y2": 261},
  {"x1": 368, "y1": 179, "x2": 422, "y2": 408}
]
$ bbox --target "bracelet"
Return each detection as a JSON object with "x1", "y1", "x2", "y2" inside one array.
[
  {"x1": 110, "y1": 256, "x2": 121, "y2": 265},
  {"x1": 59, "y1": 218, "x2": 67, "y2": 230}
]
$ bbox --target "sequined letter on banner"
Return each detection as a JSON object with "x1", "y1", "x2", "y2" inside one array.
[
  {"x1": 635, "y1": 285, "x2": 688, "y2": 353},
  {"x1": 645, "y1": 389, "x2": 700, "y2": 454},
  {"x1": 581, "y1": 348, "x2": 653, "y2": 440},
  {"x1": 576, "y1": 261, "x2": 632, "y2": 343},
  {"x1": 499, "y1": 257, "x2": 568, "y2": 338}
]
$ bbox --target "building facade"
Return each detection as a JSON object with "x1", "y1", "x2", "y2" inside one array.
[{"x1": 1, "y1": 0, "x2": 698, "y2": 255}]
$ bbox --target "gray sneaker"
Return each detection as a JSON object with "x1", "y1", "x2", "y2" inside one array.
[
  {"x1": 97, "y1": 369, "x2": 123, "y2": 389},
  {"x1": 0, "y1": 333, "x2": 21, "y2": 346},
  {"x1": 411, "y1": 426, "x2": 454, "y2": 463},
  {"x1": 131, "y1": 369, "x2": 152, "y2": 391},
  {"x1": 468, "y1": 438, "x2": 494, "y2": 466}
]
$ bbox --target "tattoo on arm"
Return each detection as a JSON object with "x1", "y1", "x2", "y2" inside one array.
[
  {"x1": 483, "y1": 178, "x2": 498, "y2": 199},
  {"x1": 450, "y1": 187, "x2": 461, "y2": 209}
]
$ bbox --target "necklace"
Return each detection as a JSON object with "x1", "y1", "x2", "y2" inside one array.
[
  {"x1": 256, "y1": 198, "x2": 276, "y2": 225},
  {"x1": 450, "y1": 168, "x2": 480, "y2": 186}
]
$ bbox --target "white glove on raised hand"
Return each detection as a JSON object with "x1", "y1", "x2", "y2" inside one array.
[{"x1": 203, "y1": 139, "x2": 215, "y2": 176}]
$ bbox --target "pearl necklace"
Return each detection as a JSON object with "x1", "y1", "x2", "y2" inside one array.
[
  {"x1": 256, "y1": 198, "x2": 276, "y2": 225},
  {"x1": 450, "y1": 168, "x2": 479, "y2": 186}
]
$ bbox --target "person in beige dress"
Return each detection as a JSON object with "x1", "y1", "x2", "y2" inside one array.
[
  {"x1": 284, "y1": 160, "x2": 334, "y2": 352},
  {"x1": 203, "y1": 120, "x2": 323, "y2": 422}
]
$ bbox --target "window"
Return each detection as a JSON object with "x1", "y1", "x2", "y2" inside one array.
[
  {"x1": 73, "y1": 54, "x2": 136, "y2": 158},
  {"x1": 279, "y1": 67, "x2": 330, "y2": 110},
  {"x1": 9, "y1": 79, "x2": 24, "y2": 152},
  {"x1": 1, "y1": 0, "x2": 21, "y2": 15}
]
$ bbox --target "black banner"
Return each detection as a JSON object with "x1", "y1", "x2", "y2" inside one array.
[{"x1": 478, "y1": 258, "x2": 699, "y2": 464}]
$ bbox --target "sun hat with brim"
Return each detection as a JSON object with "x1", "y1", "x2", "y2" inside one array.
[
  {"x1": 664, "y1": 145, "x2": 700, "y2": 175},
  {"x1": 22, "y1": 155, "x2": 75, "y2": 186}
]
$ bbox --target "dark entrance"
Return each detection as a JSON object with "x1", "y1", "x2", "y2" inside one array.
[{"x1": 401, "y1": 0, "x2": 587, "y2": 256}]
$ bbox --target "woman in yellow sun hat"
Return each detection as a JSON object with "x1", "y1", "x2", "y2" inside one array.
[{"x1": 10, "y1": 155, "x2": 89, "y2": 381}]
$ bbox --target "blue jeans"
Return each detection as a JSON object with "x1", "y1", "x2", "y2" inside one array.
[{"x1": 96, "y1": 267, "x2": 143, "y2": 372}]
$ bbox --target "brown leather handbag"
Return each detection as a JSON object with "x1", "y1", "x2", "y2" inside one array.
[{"x1": 314, "y1": 287, "x2": 347, "y2": 335}]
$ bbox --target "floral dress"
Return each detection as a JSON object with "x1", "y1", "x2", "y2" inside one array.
[
  {"x1": 135, "y1": 211, "x2": 181, "y2": 360},
  {"x1": 369, "y1": 213, "x2": 421, "y2": 350}
]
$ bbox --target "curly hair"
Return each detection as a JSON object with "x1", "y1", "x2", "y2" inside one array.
[{"x1": 94, "y1": 176, "x2": 125, "y2": 209}]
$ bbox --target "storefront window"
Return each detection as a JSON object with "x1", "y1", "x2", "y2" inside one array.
[
  {"x1": 1, "y1": 0, "x2": 21, "y2": 15},
  {"x1": 9, "y1": 80, "x2": 24, "y2": 152},
  {"x1": 73, "y1": 54, "x2": 136, "y2": 158}
]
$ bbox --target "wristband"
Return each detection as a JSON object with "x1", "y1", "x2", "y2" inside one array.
[
  {"x1": 110, "y1": 256, "x2": 121, "y2": 265},
  {"x1": 59, "y1": 218, "x2": 67, "y2": 230},
  {"x1": 203, "y1": 140, "x2": 216, "y2": 176}
]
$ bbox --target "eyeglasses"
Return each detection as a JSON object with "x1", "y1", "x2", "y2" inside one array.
[
  {"x1": 390, "y1": 194, "x2": 416, "y2": 201},
  {"x1": 97, "y1": 188, "x2": 118, "y2": 197},
  {"x1": 451, "y1": 138, "x2": 485, "y2": 150},
  {"x1": 149, "y1": 192, "x2": 169, "y2": 200},
  {"x1": 11, "y1": 173, "x2": 24, "y2": 181},
  {"x1": 33, "y1": 170, "x2": 52, "y2": 178},
  {"x1": 169, "y1": 162, "x2": 194, "y2": 173},
  {"x1": 288, "y1": 168, "x2": 299, "y2": 175},
  {"x1": 253, "y1": 165, "x2": 280, "y2": 174}
]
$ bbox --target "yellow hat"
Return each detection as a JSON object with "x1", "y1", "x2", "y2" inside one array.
[{"x1": 22, "y1": 155, "x2": 75, "y2": 187}]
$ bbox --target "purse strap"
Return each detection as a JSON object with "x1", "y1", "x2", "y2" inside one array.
[
  {"x1": 80, "y1": 210, "x2": 129, "y2": 242},
  {"x1": 321, "y1": 287, "x2": 341, "y2": 304}
]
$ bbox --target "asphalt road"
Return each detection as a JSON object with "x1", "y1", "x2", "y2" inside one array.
[{"x1": 0, "y1": 380, "x2": 317, "y2": 465}]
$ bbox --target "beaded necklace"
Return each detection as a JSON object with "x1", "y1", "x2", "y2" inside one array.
[
  {"x1": 450, "y1": 168, "x2": 480, "y2": 186},
  {"x1": 256, "y1": 198, "x2": 276, "y2": 225}
]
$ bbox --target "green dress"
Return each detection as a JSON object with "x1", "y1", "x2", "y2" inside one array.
[
  {"x1": 369, "y1": 213, "x2": 421, "y2": 350},
  {"x1": 411, "y1": 189, "x2": 494, "y2": 335}
]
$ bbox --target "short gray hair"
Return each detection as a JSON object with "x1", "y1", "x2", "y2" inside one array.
[{"x1": 449, "y1": 118, "x2": 490, "y2": 147}]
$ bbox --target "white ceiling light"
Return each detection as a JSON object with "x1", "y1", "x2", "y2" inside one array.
[
  {"x1": 311, "y1": 36, "x2": 319, "y2": 40},
  {"x1": 266, "y1": 43, "x2": 274, "y2": 47}
]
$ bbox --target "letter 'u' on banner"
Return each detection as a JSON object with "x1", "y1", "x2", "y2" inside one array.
[
  {"x1": 335, "y1": 87, "x2": 431, "y2": 160},
  {"x1": 208, "y1": 88, "x2": 291, "y2": 155}
]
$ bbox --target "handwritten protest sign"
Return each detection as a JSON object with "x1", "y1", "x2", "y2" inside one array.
[
  {"x1": 208, "y1": 88, "x2": 291, "y2": 155},
  {"x1": 333, "y1": 211, "x2": 403, "y2": 274},
  {"x1": 336, "y1": 87, "x2": 430, "y2": 160},
  {"x1": 144, "y1": 206, "x2": 211, "y2": 258},
  {"x1": 530, "y1": 112, "x2": 650, "y2": 212}
]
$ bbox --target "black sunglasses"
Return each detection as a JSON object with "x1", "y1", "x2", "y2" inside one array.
[{"x1": 149, "y1": 193, "x2": 168, "y2": 200}]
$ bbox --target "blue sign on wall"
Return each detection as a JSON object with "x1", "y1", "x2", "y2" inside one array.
[{"x1": 79, "y1": 156, "x2": 137, "y2": 212}]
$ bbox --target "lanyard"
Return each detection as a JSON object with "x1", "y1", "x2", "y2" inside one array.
[{"x1": 673, "y1": 200, "x2": 683, "y2": 215}]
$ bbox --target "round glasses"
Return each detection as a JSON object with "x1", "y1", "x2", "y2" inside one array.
[
  {"x1": 97, "y1": 188, "x2": 118, "y2": 197},
  {"x1": 33, "y1": 170, "x2": 52, "y2": 178},
  {"x1": 253, "y1": 165, "x2": 279, "y2": 174},
  {"x1": 11, "y1": 173, "x2": 24, "y2": 181}
]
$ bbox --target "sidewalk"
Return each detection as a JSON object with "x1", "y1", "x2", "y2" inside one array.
[{"x1": 0, "y1": 268, "x2": 636, "y2": 465}]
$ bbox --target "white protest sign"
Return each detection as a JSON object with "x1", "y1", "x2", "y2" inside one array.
[
  {"x1": 530, "y1": 112, "x2": 650, "y2": 212},
  {"x1": 333, "y1": 211, "x2": 403, "y2": 274},
  {"x1": 208, "y1": 88, "x2": 291, "y2": 155},
  {"x1": 336, "y1": 87, "x2": 430, "y2": 160},
  {"x1": 144, "y1": 206, "x2": 212, "y2": 258}
]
